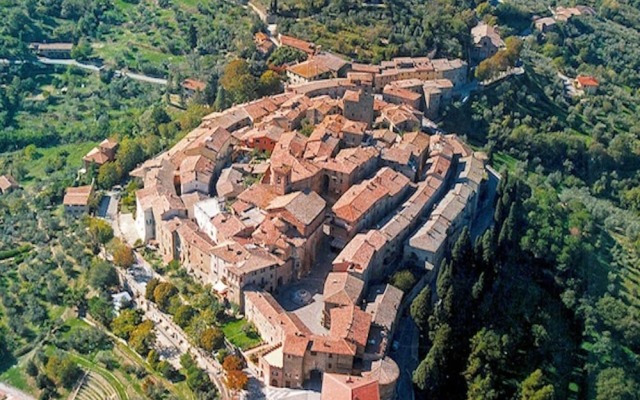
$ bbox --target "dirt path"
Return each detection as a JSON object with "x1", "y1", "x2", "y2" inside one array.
[{"x1": 0, "y1": 383, "x2": 35, "y2": 400}]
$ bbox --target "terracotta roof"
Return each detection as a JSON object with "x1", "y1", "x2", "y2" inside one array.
[
  {"x1": 280, "y1": 34, "x2": 316, "y2": 55},
  {"x1": 351, "y1": 63, "x2": 381, "y2": 74},
  {"x1": 182, "y1": 78, "x2": 206, "y2": 91},
  {"x1": 181, "y1": 191, "x2": 207, "y2": 216},
  {"x1": 177, "y1": 220, "x2": 216, "y2": 253},
  {"x1": 329, "y1": 305, "x2": 372, "y2": 348},
  {"x1": 254, "y1": 31, "x2": 270, "y2": 42},
  {"x1": 381, "y1": 147, "x2": 412, "y2": 165},
  {"x1": 342, "y1": 120, "x2": 367, "y2": 136},
  {"x1": 332, "y1": 167, "x2": 410, "y2": 223},
  {"x1": 283, "y1": 333, "x2": 311, "y2": 357},
  {"x1": 313, "y1": 52, "x2": 350, "y2": 73},
  {"x1": 365, "y1": 357, "x2": 400, "y2": 386},
  {"x1": 364, "y1": 284, "x2": 403, "y2": 331},
  {"x1": 287, "y1": 59, "x2": 331, "y2": 79},
  {"x1": 324, "y1": 272, "x2": 364, "y2": 306},
  {"x1": 180, "y1": 154, "x2": 215, "y2": 185},
  {"x1": 471, "y1": 23, "x2": 505, "y2": 48},
  {"x1": 216, "y1": 167, "x2": 245, "y2": 199},
  {"x1": 100, "y1": 138, "x2": 119, "y2": 150},
  {"x1": 399, "y1": 131, "x2": 430, "y2": 157},
  {"x1": 211, "y1": 213, "x2": 247, "y2": 241},
  {"x1": 242, "y1": 98, "x2": 279, "y2": 122},
  {"x1": 63, "y1": 185, "x2": 92, "y2": 206},
  {"x1": 321, "y1": 373, "x2": 380, "y2": 400},
  {"x1": 323, "y1": 146, "x2": 379, "y2": 174},
  {"x1": 383, "y1": 85, "x2": 422, "y2": 102},
  {"x1": 211, "y1": 240, "x2": 249, "y2": 264},
  {"x1": 279, "y1": 312, "x2": 312, "y2": 336},
  {"x1": 229, "y1": 246, "x2": 282, "y2": 275},
  {"x1": 266, "y1": 191, "x2": 326, "y2": 227},
  {"x1": 83, "y1": 147, "x2": 111, "y2": 165},
  {"x1": 381, "y1": 104, "x2": 421, "y2": 127},
  {"x1": 237, "y1": 184, "x2": 278, "y2": 209},
  {"x1": 245, "y1": 290, "x2": 285, "y2": 324},
  {"x1": 343, "y1": 89, "x2": 362, "y2": 103},
  {"x1": 0, "y1": 175, "x2": 18, "y2": 192},
  {"x1": 310, "y1": 336, "x2": 356, "y2": 356},
  {"x1": 334, "y1": 230, "x2": 387, "y2": 274},
  {"x1": 577, "y1": 75, "x2": 599, "y2": 87}
]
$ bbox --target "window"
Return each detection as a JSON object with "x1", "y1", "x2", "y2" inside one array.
[
  {"x1": 328, "y1": 353, "x2": 333, "y2": 358},
  {"x1": 310, "y1": 351, "x2": 317, "y2": 356}
]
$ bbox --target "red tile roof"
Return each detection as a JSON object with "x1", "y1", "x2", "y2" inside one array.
[
  {"x1": 182, "y1": 78, "x2": 206, "y2": 91},
  {"x1": 321, "y1": 373, "x2": 380, "y2": 400},
  {"x1": 576, "y1": 75, "x2": 599, "y2": 87}
]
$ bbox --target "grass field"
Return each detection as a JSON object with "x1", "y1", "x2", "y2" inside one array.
[
  {"x1": 23, "y1": 142, "x2": 97, "y2": 182},
  {"x1": 492, "y1": 151, "x2": 519, "y2": 172},
  {"x1": 221, "y1": 318, "x2": 262, "y2": 350}
]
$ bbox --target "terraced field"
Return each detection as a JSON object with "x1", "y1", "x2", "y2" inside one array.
[{"x1": 74, "y1": 372, "x2": 120, "y2": 400}]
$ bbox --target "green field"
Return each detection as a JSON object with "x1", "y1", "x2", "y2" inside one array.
[{"x1": 221, "y1": 318, "x2": 262, "y2": 350}]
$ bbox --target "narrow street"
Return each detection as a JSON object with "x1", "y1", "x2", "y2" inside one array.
[{"x1": 390, "y1": 317, "x2": 420, "y2": 400}]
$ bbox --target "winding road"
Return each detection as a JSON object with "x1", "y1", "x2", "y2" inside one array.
[{"x1": 1, "y1": 57, "x2": 167, "y2": 86}]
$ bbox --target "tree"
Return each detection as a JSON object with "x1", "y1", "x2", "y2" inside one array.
[
  {"x1": 187, "y1": 367, "x2": 214, "y2": 393},
  {"x1": 267, "y1": 46, "x2": 307, "y2": 66},
  {"x1": 86, "y1": 217, "x2": 114, "y2": 246},
  {"x1": 146, "y1": 278, "x2": 160, "y2": 300},
  {"x1": 115, "y1": 137, "x2": 145, "y2": 176},
  {"x1": 520, "y1": 369, "x2": 554, "y2": 400},
  {"x1": 112, "y1": 241, "x2": 134, "y2": 269},
  {"x1": 173, "y1": 304, "x2": 195, "y2": 328},
  {"x1": 153, "y1": 282, "x2": 178, "y2": 312},
  {"x1": 220, "y1": 59, "x2": 257, "y2": 104},
  {"x1": 213, "y1": 86, "x2": 229, "y2": 111},
  {"x1": 595, "y1": 368, "x2": 637, "y2": 400},
  {"x1": 71, "y1": 38, "x2": 93, "y2": 60},
  {"x1": 222, "y1": 355, "x2": 243, "y2": 373},
  {"x1": 88, "y1": 259, "x2": 118, "y2": 290},
  {"x1": 410, "y1": 286, "x2": 432, "y2": 332},
  {"x1": 200, "y1": 327, "x2": 224, "y2": 352},
  {"x1": 129, "y1": 320, "x2": 156, "y2": 356},
  {"x1": 226, "y1": 370, "x2": 249, "y2": 391},
  {"x1": 463, "y1": 329, "x2": 507, "y2": 400},
  {"x1": 88, "y1": 296, "x2": 114, "y2": 326},
  {"x1": 111, "y1": 309, "x2": 142, "y2": 340},
  {"x1": 45, "y1": 353, "x2": 81, "y2": 389},
  {"x1": 390, "y1": 269, "x2": 417, "y2": 292},
  {"x1": 258, "y1": 70, "x2": 281, "y2": 96},
  {"x1": 97, "y1": 162, "x2": 121, "y2": 189}
]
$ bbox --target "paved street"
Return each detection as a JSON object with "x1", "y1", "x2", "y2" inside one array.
[
  {"x1": 390, "y1": 316, "x2": 420, "y2": 400},
  {"x1": 275, "y1": 239, "x2": 335, "y2": 335}
]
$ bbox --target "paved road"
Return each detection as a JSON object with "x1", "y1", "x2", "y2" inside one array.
[
  {"x1": 1, "y1": 57, "x2": 167, "y2": 85},
  {"x1": 0, "y1": 383, "x2": 35, "y2": 400},
  {"x1": 390, "y1": 316, "x2": 419, "y2": 400}
]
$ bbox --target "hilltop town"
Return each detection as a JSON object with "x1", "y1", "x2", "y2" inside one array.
[
  {"x1": 103, "y1": 51, "x2": 494, "y2": 398},
  {"x1": 4, "y1": 0, "x2": 640, "y2": 397}
]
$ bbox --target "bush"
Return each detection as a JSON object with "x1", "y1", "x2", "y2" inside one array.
[{"x1": 390, "y1": 269, "x2": 417, "y2": 292}]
